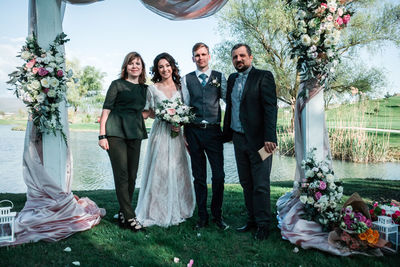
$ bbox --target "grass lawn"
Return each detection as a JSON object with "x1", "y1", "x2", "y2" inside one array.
[{"x1": 1, "y1": 180, "x2": 399, "y2": 266}]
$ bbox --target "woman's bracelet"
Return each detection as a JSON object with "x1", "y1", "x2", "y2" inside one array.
[{"x1": 98, "y1": 135, "x2": 107, "y2": 140}]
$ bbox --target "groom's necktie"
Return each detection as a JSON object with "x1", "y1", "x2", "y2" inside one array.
[{"x1": 199, "y1": 73, "x2": 208, "y2": 87}]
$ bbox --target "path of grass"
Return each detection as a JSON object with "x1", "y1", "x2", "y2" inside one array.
[{"x1": 1, "y1": 180, "x2": 399, "y2": 266}]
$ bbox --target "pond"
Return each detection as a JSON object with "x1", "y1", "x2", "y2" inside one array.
[{"x1": 0, "y1": 124, "x2": 399, "y2": 193}]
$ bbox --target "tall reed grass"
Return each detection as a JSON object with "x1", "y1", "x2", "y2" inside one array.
[{"x1": 277, "y1": 100, "x2": 393, "y2": 162}]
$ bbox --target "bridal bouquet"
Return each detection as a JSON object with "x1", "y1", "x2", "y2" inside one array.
[
  {"x1": 155, "y1": 98, "x2": 195, "y2": 137},
  {"x1": 287, "y1": 0, "x2": 354, "y2": 93},
  {"x1": 295, "y1": 149, "x2": 343, "y2": 230},
  {"x1": 7, "y1": 33, "x2": 72, "y2": 144}
]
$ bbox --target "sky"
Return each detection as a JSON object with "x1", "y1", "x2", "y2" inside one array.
[{"x1": 0, "y1": 0, "x2": 399, "y2": 99}]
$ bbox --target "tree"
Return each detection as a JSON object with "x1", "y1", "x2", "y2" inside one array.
[
  {"x1": 213, "y1": 0, "x2": 400, "y2": 129},
  {"x1": 66, "y1": 59, "x2": 106, "y2": 112}
]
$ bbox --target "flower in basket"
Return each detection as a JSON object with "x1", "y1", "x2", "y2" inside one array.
[
  {"x1": 155, "y1": 98, "x2": 195, "y2": 138},
  {"x1": 295, "y1": 149, "x2": 343, "y2": 230},
  {"x1": 7, "y1": 32, "x2": 72, "y2": 144},
  {"x1": 369, "y1": 201, "x2": 400, "y2": 225}
]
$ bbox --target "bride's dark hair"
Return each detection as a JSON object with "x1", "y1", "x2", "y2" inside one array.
[{"x1": 151, "y1": 52, "x2": 181, "y2": 87}]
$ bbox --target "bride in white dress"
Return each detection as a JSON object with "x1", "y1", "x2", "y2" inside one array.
[{"x1": 135, "y1": 53, "x2": 195, "y2": 227}]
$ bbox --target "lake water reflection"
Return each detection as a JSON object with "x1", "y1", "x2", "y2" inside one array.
[{"x1": 0, "y1": 125, "x2": 399, "y2": 193}]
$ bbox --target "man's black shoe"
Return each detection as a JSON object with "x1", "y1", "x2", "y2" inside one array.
[
  {"x1": 236, "y1": 222, "x2": 257, "y2": 233},
  {"x1": 195, "y1": 219, "x2": 209, "y2": 229},
  {"x1": 212, "y1": 218, "x2": 229, "y2": 230},
  {"x1": 254, "y1": 226, "x2": 269, "y2": 241}
]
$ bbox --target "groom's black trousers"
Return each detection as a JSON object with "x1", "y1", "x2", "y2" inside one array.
[{"x1": 185, "y1": 125, "x2": 225, "y2": 221}]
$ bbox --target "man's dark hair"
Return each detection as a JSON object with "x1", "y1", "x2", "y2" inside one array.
[{"x1": 231, "y1": 43, "x2": 252, "y2": 56}]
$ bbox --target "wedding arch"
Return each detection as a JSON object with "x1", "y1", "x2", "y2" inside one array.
[{"x1": 2, "y1": 0, "x2": 337, "y2": 251}]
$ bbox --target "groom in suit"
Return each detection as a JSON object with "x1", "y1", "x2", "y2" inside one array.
[
  {"x1": 182, "y1": 42, "x2": 228, "y2": 230},
  {"x1": 223, "y1": 44, "x2": 277, "y2": 240}
]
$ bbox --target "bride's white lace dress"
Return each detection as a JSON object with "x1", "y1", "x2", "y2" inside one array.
[{"x1": 135, "y1": 84, "x2": 195, "y2": 227}]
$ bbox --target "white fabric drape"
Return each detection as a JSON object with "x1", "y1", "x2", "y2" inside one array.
[{"x1": 139, "y1": 0, "x2": 228, "y2": 20}]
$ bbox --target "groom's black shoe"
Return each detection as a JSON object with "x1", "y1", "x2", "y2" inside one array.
[
  {"x1": 212, "y1": 218, "x2": 229, "y2": 230},
  {"x1": 236, "y1": 222, "x2": 257, "y2": 233},
  {"x1": 196, "y1": 219, "x2": 209, "y2": 229},
  {"x1": 254, "y1": 225, "x2": 269, "y2": 241}
]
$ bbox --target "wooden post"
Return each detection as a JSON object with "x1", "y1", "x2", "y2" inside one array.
[{"x1": 33, "y1": 0, "x2": 69, "y2": 191}]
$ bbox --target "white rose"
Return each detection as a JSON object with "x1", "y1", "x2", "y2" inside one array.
[
  {"x1": 325, "y1": 22, "x2": 334, "y2": 31},
  {"x1": 50, "y1": 78, "x2": 60, "y2": 88},
  {"x1": 307, "y1": 197, "x2": 315, "y2": 205},
  {"x1": 31, "y1": 80, "x2": 41, "y2": 90},
  {"x1": 324, "y1": 38, "x2": 332, "y2": 47},
  {"x1": 46, "y1": 67, "x2": 54, "y2": 73},
  {"x1": 301, "y1": 34, "x2": 312, "y2": 46},
  {"x1": 329, "y1": 183, "x2": 337, "y2": 190},
  {"x1": 305, "y1": 169, "x2": 314, "y2": 178},
  {"x1": 21, "y1": 51, "x2": 31, "y2": 60},
  {"x1": 36, "y1": 92, "x2": 46, "y2": 103},
  {"x1": 47, "y1": 90, "x2": 56, "y2": 98},
  {"x1": 311, "y1": 35, "x2": 320, "y2": 44},
  {"x1": 326, "y1": 174, "x2": 334, "y2": 183},
  {"x1": 300, "y1": 195, "x2": 307, "y2": 204},
  {"x1": 41, "y1": 78, "x2": 50, "y2": 88},
  {"x1": 338, "y1": 186, "x2": 343, "y2": 193},
  {"x1": 55, "y1": 56, "x2": 64, "y2": 64}
]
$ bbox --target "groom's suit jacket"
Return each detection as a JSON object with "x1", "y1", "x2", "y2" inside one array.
[{"x1": 223, "y1": 67, "x2": 277, "y2": 153}]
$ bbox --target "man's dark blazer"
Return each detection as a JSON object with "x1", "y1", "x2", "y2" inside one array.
[{"x1": 222, "y1": 67, "x2": 277, "y2": 153}]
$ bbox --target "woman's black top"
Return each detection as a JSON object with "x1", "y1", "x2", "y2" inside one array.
[{"x1": 103, "y1": 79, "x2": 148, "y2": 139}]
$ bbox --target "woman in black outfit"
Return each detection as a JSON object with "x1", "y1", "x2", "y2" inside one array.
[{"x1": 98, "y1": 51, "x2": 149, "y2": 232}]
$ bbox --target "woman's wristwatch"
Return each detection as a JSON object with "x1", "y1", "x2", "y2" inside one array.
[{"x1": 98, "y1": 135, "x2": 107, "y2": 140}]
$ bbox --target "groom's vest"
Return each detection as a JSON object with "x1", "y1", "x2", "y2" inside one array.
[{"x1": 186, "y1": 70, "x2": 222, "y2": 124}]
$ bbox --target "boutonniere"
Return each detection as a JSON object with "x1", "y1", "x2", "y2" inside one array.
[{"x1": 209, "y1": 76, "x2": 221, "y2": 88}]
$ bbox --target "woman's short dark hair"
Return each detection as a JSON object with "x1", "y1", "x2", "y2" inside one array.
[
  {"x1": 151, "y1": 52, "x2": 181, "y2": 87},
  {"x1": 231, "y1": 43, "x2": 252, "y2": 56},
  {"x1": 120, "y1": 52, "x2": 147, "y2": 84}
]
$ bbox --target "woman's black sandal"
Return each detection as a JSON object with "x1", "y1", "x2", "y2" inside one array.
[{"x1": 127, "y1": 217, "x2": 145, "y2": 232}]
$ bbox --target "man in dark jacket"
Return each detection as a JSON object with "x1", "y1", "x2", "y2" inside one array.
[{"x1": 223, "y1": 43, "x2": 277, "y2": 240}]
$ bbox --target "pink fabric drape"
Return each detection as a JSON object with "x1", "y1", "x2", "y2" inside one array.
[
  {"x1": 139, "y1": 0, "x2": 228, "y2": 20},
  {"x1": 0, "y1": 122, "x2": 105, "y2": 247},
  {"x1": 276, "y1": 80, "x2": 382, "y2": 256}
]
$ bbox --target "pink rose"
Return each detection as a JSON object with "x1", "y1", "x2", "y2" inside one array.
[
  {"x1": 57, "y1": 70, "x2": 64, "y2": 77},
  {"x1": 167, "y1": 108, "x2": 176, "y2": 115},
  {"x1": 43, "y1": 88, "x2": 49, "y2": 94},
  {"x1": 26, "y1": 59, "x2": 36, "y2": 69},
  {"x1": 321, "y1": 3, "x2": 327, "y2": 9},
  {"x1": 327, "y1": 15, "x2": 334, "y2": 22},
  {"x1": 32, "y1": 67, "x2": 39, "y2": 74},
  {"x1": 336, "y1": 17, "x2": 344, "y2": 25},
  {"x1": 373, "y1": 202, "x2": 378, "y2": 207},
  {"x1": 315, "y1": 191, "x2": 322, "y2": 200},
  {"x1": 319, "y1": 181, "x2": 327, "y2": 190},
  {"x1": 338, "y1": 8, "x2": 344, "y2": 17},
  {"x1": 38, "y1": 67, "x2": 49, "y2": 77},
  {"x1": 343, "y1": 14, "x2": 351, "y2": 24}
]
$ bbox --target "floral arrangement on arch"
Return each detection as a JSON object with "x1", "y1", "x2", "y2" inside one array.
[
  {"x1": 295, "y1": 148, "x2": 343, "y2": 230},
  {"x1": 155, "y1": 97, "x2": 195, "y2": 138},
  {"x1": 288, "y1": 0, "x2": 354, "y2": 92},
  {"x1": 7, "y1": 33, "x2": 72, "y2": 144}
]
